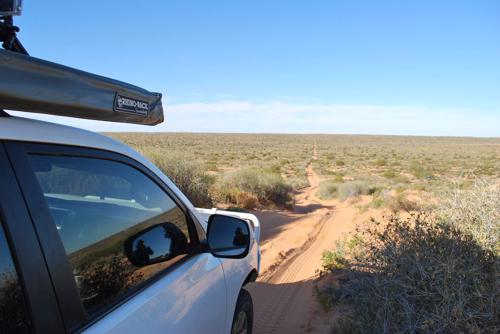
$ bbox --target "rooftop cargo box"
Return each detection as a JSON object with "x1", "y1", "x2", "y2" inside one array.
[{"x1": 0, "y1": 49, "x2": 164, "y2": 125}]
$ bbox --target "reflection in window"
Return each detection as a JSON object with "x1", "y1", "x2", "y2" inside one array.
[
  {"x1": 29, "y1": 155, "x2": 191, "y2": 315},
  {"x1": 0, "y1": 223, "x2": 31, "y2": 333}
]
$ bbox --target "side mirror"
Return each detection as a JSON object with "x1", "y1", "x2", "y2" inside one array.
[
  {"x1": 124, "y1": 223, "x2": 188, "y2": 267},
  {"x1": 207, "y1": 214, "x2": 251, "y2": 259}
]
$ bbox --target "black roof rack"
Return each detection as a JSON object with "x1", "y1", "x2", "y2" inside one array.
[{"x1": 0, "y1": 49, "x2": 164, "y2": 125}]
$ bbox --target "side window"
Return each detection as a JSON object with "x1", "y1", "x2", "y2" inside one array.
[
  {"x1": 27, "y1": 154, "x2": 192, "y2": 315},
  {"x1": 0, "y1": 222, "x2": 31, "y2": 333}
]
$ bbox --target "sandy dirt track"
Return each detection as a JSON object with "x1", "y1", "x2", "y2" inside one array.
[{"x1": 247, "y1": 147, "x2": 359, "y2": 333}]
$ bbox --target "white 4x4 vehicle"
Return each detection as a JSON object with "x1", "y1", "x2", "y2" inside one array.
[{"x1": 0, "y1": 48, "x2": 260, "y2": 334}]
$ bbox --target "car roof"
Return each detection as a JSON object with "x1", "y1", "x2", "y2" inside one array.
[
  {"x1": 0, "y1": 114, "x2": 138, "y2": 157},
  {"x1": 0, "y1": 114, "x2": 198, "y2": 214}
]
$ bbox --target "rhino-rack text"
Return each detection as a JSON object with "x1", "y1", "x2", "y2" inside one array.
[{"x1": 114, "y1": 94, "x2": 149, "y2": 115}]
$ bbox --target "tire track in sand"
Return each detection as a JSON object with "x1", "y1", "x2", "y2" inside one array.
[{"x1": 248, "y1": 145, "x2": 355, "y2": 333}]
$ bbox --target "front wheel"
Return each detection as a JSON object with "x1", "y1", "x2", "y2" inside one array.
[{"x1": 231, "y1": 289, "x2": 253, "y2": 334}]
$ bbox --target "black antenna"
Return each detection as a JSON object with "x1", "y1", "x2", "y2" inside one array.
[{"x1": 0, "y1": 15, "x2": 28, "y2": 55}]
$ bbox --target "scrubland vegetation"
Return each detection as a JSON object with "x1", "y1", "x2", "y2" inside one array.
[
  {"x1": 111, "y1": 133, "x2": 498, "y2": 210},
  {"x1": 320, "y1": 181, "x2": 499, "y2": 333},
  {"x1": 110, "y1": 132, "x2": 499, "y2": 332},
  {"x1": 111, "y1": 133, "x2": 313, "y2": 209}
]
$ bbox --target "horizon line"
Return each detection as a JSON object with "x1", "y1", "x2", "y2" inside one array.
[{"x1": 103, "y1": 130, "x2": 500, "y2": 139}]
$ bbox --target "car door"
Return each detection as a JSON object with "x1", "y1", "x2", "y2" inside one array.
[
  {"x1": 5, "y1": 142, "x2": 228, "y2": 334},
  {"x1": 0, "y1": 142, "x2": 66, "y2": 334}
]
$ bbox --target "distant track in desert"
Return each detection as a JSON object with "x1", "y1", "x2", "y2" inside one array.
[{"x1": 248, "y1": 145, "x2": 357, "y2": 333}]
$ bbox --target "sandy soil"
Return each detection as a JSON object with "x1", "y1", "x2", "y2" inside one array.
[{"x1": 246, "y1": 147, "x2": 368, "y2": 334}]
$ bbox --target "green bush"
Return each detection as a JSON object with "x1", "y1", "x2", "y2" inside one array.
[
  {"x1": 337, "y1": 181, "x2": 372, "y2": 201},
  {"x1": 374, "y1": 158, "x2": 387, "y2": 166},
  {"x1": 371, "y1": 196, "x2": 386, "y2": 208},
  {"x1": 321, "y1": 249, "x2": 347, "y2": 271},
  {"x1": 318, "y1": 181, "x2": 338, "y2": 199},
  {"x1": 287, "y1": 175, "x2": 309, "y2": 190},
  {"x1": 334, "y1": 174, "x2": 344, "y2": 182},
  {"x1": 410, "y1": 161, "x2": 434, "y2": 179},
  {"x1": 322, "y1": 214, "x2": 499, "y2": 333},
  {"x1": 382, "y1": 169, "x2": 396, "y2": 178},
  {"x1": 151, "y1": 155, "x2": 215, "y2": 207},
  {"x1": 214, "y1": 168, "x2": 293, "y2": 208}
]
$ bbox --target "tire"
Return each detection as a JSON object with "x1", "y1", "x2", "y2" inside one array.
[{"x1": 231, "y1": 289, "x2": 253, "y2": 334}]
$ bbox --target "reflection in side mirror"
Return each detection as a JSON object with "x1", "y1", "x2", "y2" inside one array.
[
  {"x1": 207, "y1": 214, "x2": 250, "y2": 259},
  {"x1": 124, "y1": 223, "x2": 188, "y2": 267}
]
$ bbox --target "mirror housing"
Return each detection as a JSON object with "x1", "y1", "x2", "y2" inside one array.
[
  {"x1": 124, "y1": 223, "x2": 188, "y2": 267},
  {"x1": 207, "y1": 214, "x2": 251, "y2": 259}
]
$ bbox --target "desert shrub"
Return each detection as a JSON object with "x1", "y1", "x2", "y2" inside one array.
[
  {"x1": 335, "y1": 160, "x2": 345, "y2": 166},
  {"x1": 382, "y1": 169, "x2": 396, "y2": 178},
  {"x1": 409, "y1": 161, "x2": 434, "y2": 179},
  {"x1": 287, "y1": 175, "x2": 310, "y2": 190},
  {"x1": 322, "y1": 214, "x2": 499, "y2": 333},
  {"x1": 387, "y1": 194, "x2": 421, "y2": 213},
  {"x1": 151, "y1": 155, "x2": 215, "y2": 207},
  {"x1": 337, "y1": 181, "x2": 372, "y2": 201},
  {"x1": 374, "y1": 158, "x2": 387, "y2": 166},
  {"x1": 411, "y1": 183, "x2": 427, "y2": 191},
  {"x1": 371, "y1": 196, "x2": 386, "y2": 208},
  {"x1": 334, "y1": 174, "x2": 344, "y2": 182},
  {"x1": 439, "y1": 179, "x2": 499, "y2": 253},
  {"x1": 393, "y1": 175, "x2": 410, "y2": 184},
  {"x1": 214, "y1": 168, "x2": 293, "y2": 207},
  {"x1": 235, "y1": 191, "x2": 259, "y2": 209},
  {"x1": 321, "y1": 249, "x2": 348, "y2": 272},
  {"x1": 394, "y1": 184, "x2": 407, "y2": 194},
  {"x1": 318, "y1": 181, "x2": 338, "y2": 199}
]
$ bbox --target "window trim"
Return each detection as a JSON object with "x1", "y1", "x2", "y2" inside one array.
[
  {"x1": 4, "y1": 141, "x2": 203, "y2": 332},
  {"x1": 0, "y1": 142, "x2": 66, "y2": 333}
]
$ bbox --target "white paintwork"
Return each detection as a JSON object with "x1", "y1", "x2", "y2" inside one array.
[
  {"x1": 83, "y1": 254, "x2": 227, "y2": 334},
  {"x1": 1, "y1": 115, "x2": 261, "y2": 333},
  {"x1": 195, "y1": 208, "x2": 261, "y2": 334}
]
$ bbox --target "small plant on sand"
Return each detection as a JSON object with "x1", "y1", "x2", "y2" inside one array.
[
  {"x1": 321, "y1": 249, "x2": 347, "y2": 272},
  {"x1": 382, "y1": 169, "x2": 396, "y2": 178},
  {"x1": 374, "y1": 158, "x2": 387, "y2": 167}
]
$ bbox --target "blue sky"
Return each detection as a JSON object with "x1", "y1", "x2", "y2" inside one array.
[{"x1": 10, "y1": 0, "x2": 500, "y2": 136}]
